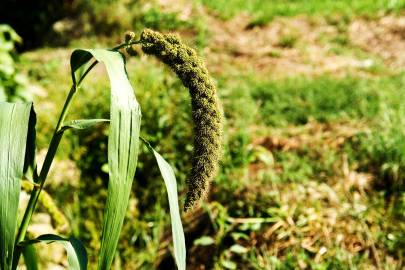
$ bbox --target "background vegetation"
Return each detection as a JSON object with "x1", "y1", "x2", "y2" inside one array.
[{"x1": 1, "y1": 0, "x2": 404, "y2": 269}]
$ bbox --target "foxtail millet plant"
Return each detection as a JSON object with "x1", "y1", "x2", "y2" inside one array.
[
  {"x1": 0, "y1": 29, "x2": 222, "y2": 270},
  {"x1": 136, "y1": 29, "x2": 223, "y2": 210}
]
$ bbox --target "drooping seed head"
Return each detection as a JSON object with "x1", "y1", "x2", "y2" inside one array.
[{"x1": 139, "y1": 29, "x2": 222, "y2": 211}]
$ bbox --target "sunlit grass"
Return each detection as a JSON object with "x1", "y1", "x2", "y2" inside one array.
[{"x1": 200, "y1": 0, "x2": 405, "y2": 26}]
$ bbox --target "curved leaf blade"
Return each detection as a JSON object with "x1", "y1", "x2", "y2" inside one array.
[
  {"x1": 152, "y1": 150, "x2": 186, "y2": 270},
  {"x1": 70, "y1": 50, "x2": 94, "y2": 86},
  {"x1": 62, "y1": 119, "x2": 109, "y2": 131},
  {"x1": 22, "y1": 245, "x2": 38, "y2": 270},
  {"x1": 141, "y1": 138, "x2": 186, "y2": 270},
  {"x1": 21, "y1": 234, "x2": 87, "y2": 270}
]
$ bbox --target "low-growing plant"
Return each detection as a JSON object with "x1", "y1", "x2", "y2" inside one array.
[
  {"x1": 0, "y1": 29, "x2": 222, "y2": 269},
  {"x1": 0, "y1": 24, "x2": 29, "y2": 102}
]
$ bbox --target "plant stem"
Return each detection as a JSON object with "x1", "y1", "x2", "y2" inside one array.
[
  {"x1": 112, "y1": 40, "x2": 141, "y2": 51},
  {"x1": 12, "y1": 60, "x2": 98, "y2": 269}
]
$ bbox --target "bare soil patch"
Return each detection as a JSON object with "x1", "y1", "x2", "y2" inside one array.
[
  {"x1": 203, "y1": 14, "x2": 405, "y2": 76},
  {"x1": 349, "y1": 15, "x2": 405, "y2": 68},
  {"x1": 205, "y1": 15, "x2": 361, "y2": 76},
  {"x1": 253, "y1": 120, "x2": 368, "y2": 152}
]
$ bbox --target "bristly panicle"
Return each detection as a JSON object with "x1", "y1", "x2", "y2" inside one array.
[{"x1": 139, "y1": 29, "x2": 222, "y2": 211}]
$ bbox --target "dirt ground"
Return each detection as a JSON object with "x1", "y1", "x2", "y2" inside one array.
[{"x1": 204, "y1": 14, "x2": 405, "y2": 77}]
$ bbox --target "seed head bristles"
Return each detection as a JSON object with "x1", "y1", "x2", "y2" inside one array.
[{"x1": 139, "y1": 29, "x2": 222, "y2": 211}]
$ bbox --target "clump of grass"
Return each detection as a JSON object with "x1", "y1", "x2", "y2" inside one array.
[
  {"x1": 277, "y1": 34, "x2": 297, "y2": 48},
  {"x1": 348, "y1": 115, "x2": 405, "y2": 192}
]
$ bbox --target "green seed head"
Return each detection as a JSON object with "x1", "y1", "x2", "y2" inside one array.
[
  {"x1": 124, "y1": 31, "x2": 136, "y2": 43},
  {"x1": 126, "y1": 45, "x2": 138, "y2": 57},
  {"x1": 139, "y1": 29, "x2": 222, "y2": 211},
  {"x1": 124, "y1": 31, "x2": 139, "y2": 56}
]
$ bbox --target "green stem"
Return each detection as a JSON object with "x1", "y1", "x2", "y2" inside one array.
[
  {"x1": 112, "y1": 40, "x2": 141, "y2": 51},
  {"x1": 12, "y1": 59, "x2": 98, "y2": 269}
]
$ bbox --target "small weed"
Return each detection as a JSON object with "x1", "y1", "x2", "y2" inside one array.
[
  {"x1": 267, "y1": 50, "x2": 281, "y2": 58},
  {"x1": 332, "y1": 34, "x2": 349, "y2": 46},
  {"x1": 277, "y1": 35, "x2": 298, "y2": 48}
]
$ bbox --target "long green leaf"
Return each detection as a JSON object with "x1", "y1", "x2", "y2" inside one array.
[
  {"x1": 70, "y1": 49, "x2": 141, "y2": 270},
  {"x1": 0, "y1": 102, "x2": 32, "y2": 269},
  {"x1": 22, "y1": 245, "x2": 38, "y2": 270},
  {"x1": 141, "y1": 139, "x2": 186, "y2": 270},
  {"x1": 62, "y1": 119, "x2": 110, "y2": 131},
  {"x1": 21, "y1": 234, "x2": 87, "y2": 270},
  {"x1": 153, "y1": 150, "x2": 186, "y2": 270}
]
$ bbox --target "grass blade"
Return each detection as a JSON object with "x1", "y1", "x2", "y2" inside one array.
[
  {"x1": 141, "y1": 138, "x2": 186, "y2": 270},
  {"x1": 22, "y1": 245, "x2": 38, "y2": 270},
  {"x1": 21, "y1": 234, "x2": 87, "y2": 270},
  {"x1": 0, "y1": 102, "x2": 32, "y2": 269},
  {"x1": 70, "y1": 49, "x2": 141, "y2": 270},
  {"x1": 62, "y1": 119, "x2": 110, "y2": 131},
  {"x1": 153, "y1": 150, "x2": 186, "y2": 270}
]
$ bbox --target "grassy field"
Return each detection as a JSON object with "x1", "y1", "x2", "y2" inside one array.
[
  {"x1": 201, "y1": 0, "x2": 405, "y2": 26},
  {"x1": 11, "y1": 0, "x2": 405, "y2": 269}
]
